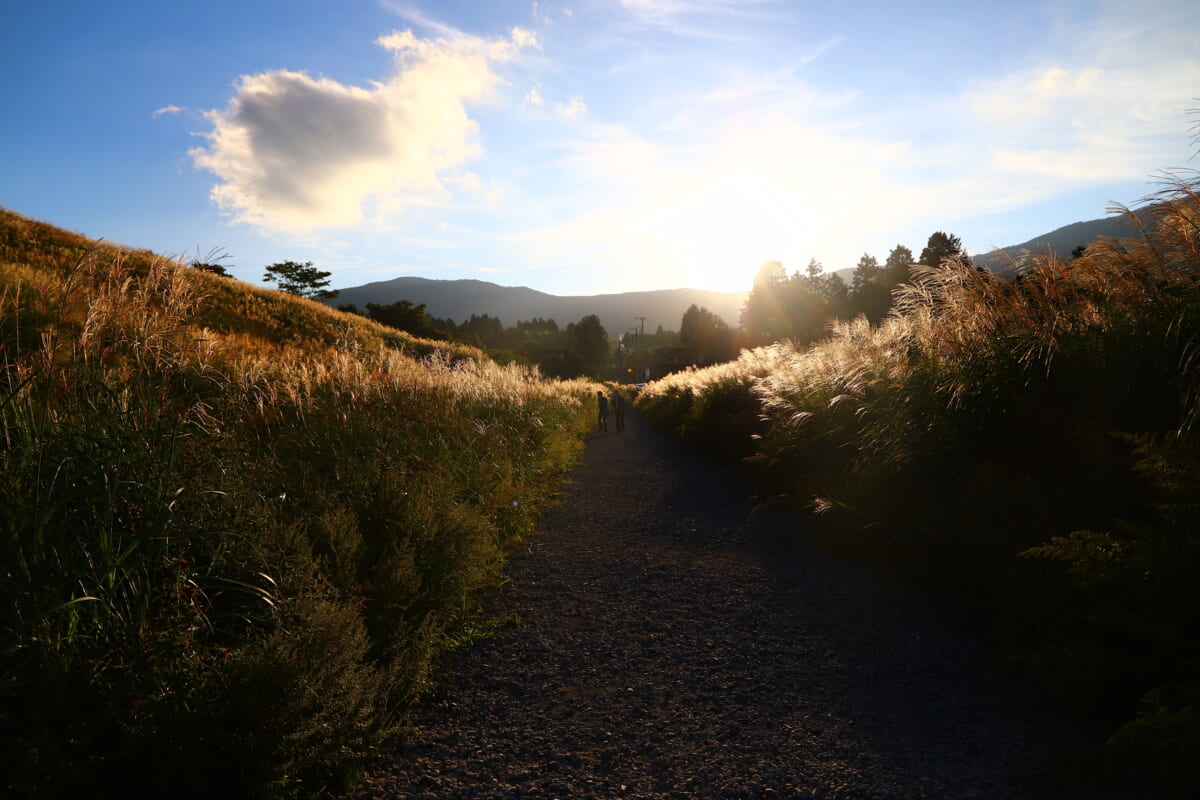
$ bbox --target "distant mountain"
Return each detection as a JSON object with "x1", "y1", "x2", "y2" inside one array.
[
  {"x1": 973, "y1": 210, "x2": 1146, "y2": 271},
  {"x1": 329, "y1": 276, "x2": 749, "y2": 337}
]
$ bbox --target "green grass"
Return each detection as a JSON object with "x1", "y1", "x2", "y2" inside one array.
[{"x1": 0, "y1": 209, "x2": 598, "y2": 798}]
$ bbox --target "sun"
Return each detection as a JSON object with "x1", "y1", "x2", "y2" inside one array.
[{"x1": 650, "y1": 171, "x2": 807, "y2": 292}]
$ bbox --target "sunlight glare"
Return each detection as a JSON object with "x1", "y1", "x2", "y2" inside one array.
[{"x1": 655, "y1": 171, "x2": 806, "y2": 292}]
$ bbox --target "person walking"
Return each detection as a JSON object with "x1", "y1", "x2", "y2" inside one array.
[
  {"x1": 597, "y1": 390, "x2": 609, "y2": 432},
  {"x1": 612, "y1": 390, "x2": 626, "y2": 432}
]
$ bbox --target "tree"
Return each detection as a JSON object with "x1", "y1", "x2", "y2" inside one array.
[
  {"x1": 848, "y1": 252, "x2": 894, "y2": 324},
  {"x1": 740, "y1": 261, "x2": 793, "y2": 344},
  {"x1": 459, "y1": 313, "x2": 505, "y2": 349},
  {"x1": 530, "y1": 346, "x2": 587, "y2": 380},
  {"x1": 680, "y1": 304, "x2": 734, "y2": 366},
  {"x1": 850, "y1": 253, "x2": 881, "y2": 294},
  {"x1": 567, "y1": 314, "x2": 610, "y2": 375},
  {"x1": 365, "y1": 299, "x2": 447, "y2": 340},
  {"x1": 918, "y1": 231, "x2": 968, "y2": 269},
  {"x1": 262, "y1": 260, "x2": 339, "y2": 300},
  {"x1": 883, "y1": 244, "x2": 916, "y2": 285}
]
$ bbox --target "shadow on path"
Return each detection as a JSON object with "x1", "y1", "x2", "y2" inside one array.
[{"x1": 353, "y1": 409, "x2": 1066, "y2": 800}]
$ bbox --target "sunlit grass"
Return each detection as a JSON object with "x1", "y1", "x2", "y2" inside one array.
[
  {"x1": 637, "y1": 172, "x2": 1200, "y2": 793},
  {"x1": 0, "y1": 210, "x2": 598, "y2": 798}
]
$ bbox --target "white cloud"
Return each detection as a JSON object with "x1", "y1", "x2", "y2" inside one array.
[
  {"x1": 964, "y1": 11, "x2": 1200, "y2": 186},
  {"x1": 524, "y1": 86, "x2": 545, "y2": 106},
  {"x1": 153, "y1": 104, "x2": 183, "y2": 117},
  {"x1": 798, "y1": 34, "x2": 845, "y2": 65},
  {"x1": 556, "y1": 95, "x2": 587, "y2": 120},
  {"x1": 618, "y1": 0, "x2": 778, "y2": 24},
  {"x1": 510, "y1": 26, "x2": 540, "y2": 49},
  {"x1": 190, "y1": 27, "x2": 534, "y2": 231},
  {"x1": 379, "y1": 1, "x2": 468, "y2": 39}
]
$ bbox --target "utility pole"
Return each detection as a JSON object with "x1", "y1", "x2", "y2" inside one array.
[{"x1": 634, "y1": 316, "x2": 646, "y2": 381}]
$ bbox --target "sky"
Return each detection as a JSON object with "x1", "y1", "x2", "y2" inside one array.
[{"x1": 2, "y1": 1, "x2": 1198, "y2": 296}]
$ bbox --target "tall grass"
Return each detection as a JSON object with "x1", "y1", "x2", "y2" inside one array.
[
  {"x1": 1, "y1": 214, "x2": 597, "y2": 798},
  {"x1": 637, "y1": 173, "x2": 1200, "y2": 793}
]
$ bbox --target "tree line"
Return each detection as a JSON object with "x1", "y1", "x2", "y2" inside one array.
[{"x1": 639, "y1": 231, "x2": 972, "y2": 372}]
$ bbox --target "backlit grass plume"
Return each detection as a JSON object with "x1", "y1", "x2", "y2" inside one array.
[{"x1": 0, "y1": 209, "x2": 597, "y2": 798}]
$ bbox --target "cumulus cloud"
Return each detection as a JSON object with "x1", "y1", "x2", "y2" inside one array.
[{"x1": 189, "y1": 27, "x2": 534, "y2": 231}]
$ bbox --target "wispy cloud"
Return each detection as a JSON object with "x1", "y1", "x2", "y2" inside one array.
[
  {"x1": 190, "y1": 27, "x2": 536, "y2": 231},
  {"x1": 524, "y1": 85, "x2": 545, "y2": 107},
  {"x1": 152, "y1": 104, "x2": 183, "y2": 118},
  {"x1": 556, "y1": 96, "x2": 587, "y2": 120},
  {"x1": 618, "y1": 0, "x2": 776, "y2": 22},
  {"x1": 379, "y1": 1, "x2": 469, "y2": 39},
  {"x1": 799, "y1": 34, "x2": 845, "y2": 65},
  {"x1": 964, "y1": 29, "x2": 1200, "y2": 185}
]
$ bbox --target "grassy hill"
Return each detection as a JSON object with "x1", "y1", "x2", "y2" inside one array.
[{"x1": 0, "y1": 207, "x2": 599, "y2": 798}]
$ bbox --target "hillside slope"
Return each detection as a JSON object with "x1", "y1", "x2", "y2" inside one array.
[
  {"x1": 0, "y1": 206, "x2": 598, "y2": 798},
  {"x1": 973, "y1": 210, "x2": 1144, "y2": 271}
]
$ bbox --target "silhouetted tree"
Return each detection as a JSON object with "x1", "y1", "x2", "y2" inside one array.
[
  {"x1": 680, "y1": 304, "x2": 734, "y2": 366},
  {"x1": 849, "y1": 252, "x2": 893, "y2": 324},
  {"x1": 530, "y1": 345, "x2": 587, "y2": 379},
  {"x1": 883, "y1": 244, "x2": 916, "y2": 285},
  {"x1": 740, "y1": 261, "x2": 793, "y2": 344},
  {"x1": 459, "y1": 313, "x2": 505, "y2": 349},
  {"x1": 262, "y1": 260, "x2": 339, "y2": 300},
  {"x1": 567, "y1": 314, "x2": 610, "y2": 375},
  {"x1": 919, "y1": 231, "x2": 968, "y2": 269},
  {"x1": 365, "y1": 299, "x2": 447, "y2": 340}
]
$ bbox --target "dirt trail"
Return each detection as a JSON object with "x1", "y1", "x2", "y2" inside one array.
[{"x1": 353, "y1": 409, "x2": 1064, "y2": 799}]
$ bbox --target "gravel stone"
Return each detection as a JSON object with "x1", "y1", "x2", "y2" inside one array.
[{"x1": 349, "y1": 409, "x2": 1084, "y2": 799}]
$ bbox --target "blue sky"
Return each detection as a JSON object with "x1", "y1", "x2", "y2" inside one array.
[{"x1": 2, "y1": 1, "x2": 1198, "y2": 295}]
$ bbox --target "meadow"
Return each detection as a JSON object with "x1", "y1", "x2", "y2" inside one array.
[
  {"x1": 638, "y1": 175, "x2": 1200, "y2": 794},
  {"x1": 0, "y1": 208, "x2": 598, "y2": 798}
]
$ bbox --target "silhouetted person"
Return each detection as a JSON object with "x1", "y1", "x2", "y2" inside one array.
[
  {"x1": 597, "y1": 390, "x2": 609, "y2": 431},
  {"x1": 612, "y1": 391, "x2": 626, "y2": 432}
]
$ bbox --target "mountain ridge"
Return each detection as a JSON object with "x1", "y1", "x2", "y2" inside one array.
[
  {"x1": 330, "y1": 276, "x2": 749, "y2": 338},
  {"x1": 972, "y1": 210, "x2": 1144, "y2": 271},
  {"x1": 331, "y1": 209, "x2": 1149, "y2": 334}
]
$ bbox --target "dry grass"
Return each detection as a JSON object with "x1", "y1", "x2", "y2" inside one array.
[
  {"x1": 636, "y1": 172, "x2": 1200, "y2": 794},
  {"x1": 0, "y1": 209, "x2": 598, "y2": 798}
]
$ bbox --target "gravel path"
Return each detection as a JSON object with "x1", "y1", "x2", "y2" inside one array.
[{"x1": 353, "y1": 409, "x2": 1067, "y2": 800}]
